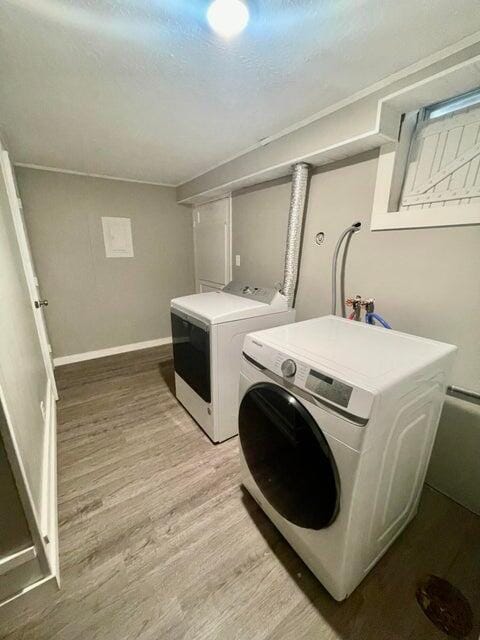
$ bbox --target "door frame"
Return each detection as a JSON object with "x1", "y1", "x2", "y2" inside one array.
[
  {"x1": 0, "y1": 147, "x2": 58, "y2": 399},
  {"x1": 0, "y1": 392, "x2": 52, "y2": 586},
  {"x1": 193, "y1": 195, "x2": 232, "y2": 293}
]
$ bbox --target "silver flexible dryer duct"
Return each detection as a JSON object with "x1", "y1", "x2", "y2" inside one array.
[
  {"x1": 331, "y1": 222, "x2": 361, "y2": 317},
  {"x1": 282, "y1": 162, "x2": 311, "y2": 307}
]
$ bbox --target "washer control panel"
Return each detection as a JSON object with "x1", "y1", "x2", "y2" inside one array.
[
  {"x1": 223, "y1": 280, "x2": 282, "y2": 305},
  {"x1": 305, "y1": 369, "x2": 353, "y2": 408},
  {"x1": 243, "y1": 334, "x2": 374, "y2": 422}
]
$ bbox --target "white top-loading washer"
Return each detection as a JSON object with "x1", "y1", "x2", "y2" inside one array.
[
  {"x1": 238, "y1": 316, "x2": 456, "y2": 600},
  {"x1": 170, "y1": 281, "x2": 295, "y2": 442}
]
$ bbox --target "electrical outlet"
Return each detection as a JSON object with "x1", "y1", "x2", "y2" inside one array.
[{"x1": 235, "y1": 255, "x2": 241, "y2": 267}]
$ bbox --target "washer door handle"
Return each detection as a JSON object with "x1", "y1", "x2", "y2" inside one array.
[{"x1": 242, "y1": 352, "x2": 266, "y2": 371}]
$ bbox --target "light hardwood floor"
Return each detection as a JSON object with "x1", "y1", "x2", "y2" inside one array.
[{"x1": 1, "y1": 346, "x2": 479, "y2": 639}]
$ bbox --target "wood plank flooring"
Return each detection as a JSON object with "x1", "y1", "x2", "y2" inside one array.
[{"x1": 1, "y1": 346, "x2": 479, "y2": 639}]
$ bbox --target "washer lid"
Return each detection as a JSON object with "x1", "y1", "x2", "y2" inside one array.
[
  {"x1": 245, "y1": 315, "x2": 456, "y2": 390},
  {"x1": 171, "y1": 291, "x2": 280, "y2": 324}
]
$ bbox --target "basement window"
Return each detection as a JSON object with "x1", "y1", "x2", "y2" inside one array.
[
  {"x1": 400, "y1": 90, "x2": 480, "y2": 213},
  {"x1": 371, "y1": 69, "x2": 480, "y2": 231},
  {"x1": 425, "y1": 88, "x2": 480, "y2": 120}
]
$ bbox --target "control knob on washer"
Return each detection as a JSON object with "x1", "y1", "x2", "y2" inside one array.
[{"x1": 281, "y1": 359, "x2": 297, "y2": 378}]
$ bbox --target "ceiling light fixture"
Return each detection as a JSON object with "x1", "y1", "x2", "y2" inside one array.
[{"x1": 207, "y1": 0, "x2": 249, "y2": 38}]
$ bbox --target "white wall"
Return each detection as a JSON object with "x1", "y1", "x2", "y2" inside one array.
[
  {"x1": 232, "y1": 151, "x2": 480, "y2": 514},
  {"x1": 16, "y1": 168, "x2": 195, "y2": 358}
]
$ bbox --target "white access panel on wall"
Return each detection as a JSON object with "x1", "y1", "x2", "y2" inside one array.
[
  {"x1": 193, "y1": 196, "x2": 232, "y2": 293},
  {"x1": 102, "y1": 217, "x2": 134, "y2": 258}
]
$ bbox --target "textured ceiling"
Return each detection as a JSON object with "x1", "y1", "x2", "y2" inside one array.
[{"x1": 1, "y1": 0, "x2": 479, "y2": 185}]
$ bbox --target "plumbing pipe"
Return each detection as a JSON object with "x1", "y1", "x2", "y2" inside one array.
[
  {"x1": 282, "y1": 162, "x2": 311, "y2": 307},
  {"x1": 447, "y1": 385, "x2": 480, "y2": 406},
  {"x1": 365, "y1": 313, "x2": 392, "y2": 329},
  {"x1": 331, "y1": 222, "x2": 361, "y2": 316}
]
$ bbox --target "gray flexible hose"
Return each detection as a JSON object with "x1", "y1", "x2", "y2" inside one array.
[
  {"x1": 340, "y1": 231, "x2": 353, "y2": 318},
  {"x1": 331, "y1": 222, "x2": 361, "y2": 316}
]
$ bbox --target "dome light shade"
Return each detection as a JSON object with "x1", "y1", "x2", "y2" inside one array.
[{"x1": 207, "y1": 0, "x2": 249, "y2": 38}]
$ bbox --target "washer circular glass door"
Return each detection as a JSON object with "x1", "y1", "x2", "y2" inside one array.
[{"x1": 239, "y1": 382, "x2": 340, "y2": 530}]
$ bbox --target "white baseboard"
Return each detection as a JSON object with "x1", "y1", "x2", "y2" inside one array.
[{"x1": 53, "y1": 337, "x2": 172, "y2": 367}]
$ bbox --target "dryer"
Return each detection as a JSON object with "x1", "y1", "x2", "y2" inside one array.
[
  {"x1": 170, "y1": 281, "x2": 295, "y2": 443},
  {"x1": 238, "y1": 315, "x2": 456, "y2": 600}
]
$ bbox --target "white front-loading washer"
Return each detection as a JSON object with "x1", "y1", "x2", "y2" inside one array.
[
  {"x1": 170, "y1": 281, "x2": 295, "y2": 443},
  {"x1": 238, "y1": 316, "x2": 456, "y2": 600}
]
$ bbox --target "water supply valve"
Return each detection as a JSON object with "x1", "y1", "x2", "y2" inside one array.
[
  {"x1": 345, "y1": 295, "x2": 371, "y2": 321},
  {"x1": 346, "y1": 296, "x2": 391, "y2": 328}
]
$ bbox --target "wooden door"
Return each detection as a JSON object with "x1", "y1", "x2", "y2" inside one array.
[
  {"x1": 193, "y1": 197, "x2": 232, "y2": 293},
  {"x1": 0, "y1": 141, "x2": 59, "y2": 605},
  {"x1": 0, "y1": 149, "x2": 58, "y2": 399}
]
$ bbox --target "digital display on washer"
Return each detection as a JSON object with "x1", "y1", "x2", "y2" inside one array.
[{"x1": 305, "y1": 370, "x2": 353, "y2": 408}]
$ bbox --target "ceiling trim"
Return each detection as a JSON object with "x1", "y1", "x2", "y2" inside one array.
[
  {"x1": 14, "y1": 163, "x2": 178, "y2": 188},
  {"x1": 180, "y1": 29, "x2": 480, "y2": 187}
]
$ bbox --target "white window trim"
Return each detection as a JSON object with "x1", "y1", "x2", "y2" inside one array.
[{"x1": 371, "y1": 55, "x2": 480, "y2": 231}]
